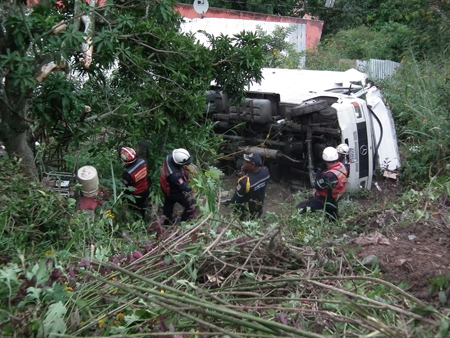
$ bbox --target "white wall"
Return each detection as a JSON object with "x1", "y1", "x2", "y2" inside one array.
[{"x1": 180, "y1": 17, "x2": 307, "y2": 67}]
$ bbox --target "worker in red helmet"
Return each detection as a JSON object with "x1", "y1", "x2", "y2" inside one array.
[
  {"x1": 160, "y1": 148, "x2": 196, "y2": 224},
  {"x1": 120, "y1": 146, "x2": 151, "y2": 218},
  {"x1": 297, "y1": 147, "x2": 348, "y2": 221}
]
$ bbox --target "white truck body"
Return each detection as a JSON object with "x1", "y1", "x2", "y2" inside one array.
[
  {"x1": 248, "y1": 68, "x2": 400, "y2": 190},
  {"x1": 209, "y1": 68, "x2": 400, "y2": 191}
]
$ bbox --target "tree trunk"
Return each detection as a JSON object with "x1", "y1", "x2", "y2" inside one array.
[
  {"x1": 0, "y1": 87, "x2": 38, "y2": 180},
  {"x1": 3, "y1": 127, "x2": 38, "y2": 181}
]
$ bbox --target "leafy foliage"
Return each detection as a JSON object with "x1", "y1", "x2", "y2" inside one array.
[
  {"x1": 256, "y1": 25, "x2": 303, "y2": 69},
  {"x1": 380, "y1": 54, "x2": 450, "y2": 181},
  {"x1": 205, "y1": 30, "x2": 265, "y2": 104},
  {"x1": 0, "y1": 158, "x2": 74, "y2": 263},
  {"x1": 0, "y1": 0, "x2": 265, "y2": 179},
  {"x1": 302, "y1": 0, "x2": 450, "y2": 61},
  {"x1": 310, "y1": 25, "x2": 414, "y2": 63}
]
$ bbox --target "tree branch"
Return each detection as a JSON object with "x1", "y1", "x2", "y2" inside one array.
[
  {"x1": 19, "y1": 5, "x2": 38, "y2": 56},
  {"x1": 128, "y1": 37, "x2": 183, "y2": 55}
]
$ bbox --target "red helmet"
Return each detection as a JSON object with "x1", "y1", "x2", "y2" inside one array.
[{"x1": 120, "y1": 147, "x2": 137, "y2": 164}]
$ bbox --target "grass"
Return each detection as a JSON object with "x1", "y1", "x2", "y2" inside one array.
[{"x1": 2, "y1": 155, "x2": 450, "y2": 336}]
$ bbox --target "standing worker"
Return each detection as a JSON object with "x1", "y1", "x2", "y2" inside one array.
[
  {"x1": 297, "y1": 147, "x2": 348, "y2": 221},
  {"x1": 160, "y1": 148, "x2": 196, "y2": 224},
  {"x1": 336, "y1": 143, "x2": 350, "y2": 178},
  {"x1": 120, "y1": 146, "x2": 151, "y2": 218},
  {"x1": 223, "y1": 153, "x2": 270, "y2": 220}
]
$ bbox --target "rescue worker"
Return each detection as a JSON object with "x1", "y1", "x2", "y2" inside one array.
[
  {"x1": 120, "y1": 146, "x2": 151, "y2": 218},
  {"x1": 160, "y1": 148, "x2": 196, "y2": 224},
  {"x1": 337, "y1": 143, "x2": 350, "y2": 178},
  {"x1": 297, "y1": 147, "x2": 348, "y2": 221},
  {"x1": 223, "y1": 153, "x2": 270, "y2": 220}
]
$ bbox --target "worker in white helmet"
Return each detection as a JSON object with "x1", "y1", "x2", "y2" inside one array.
[
  {"x1": 336, "y1": 143, "x2": 350, "y2": 178},
  {"x1": 297, "y1": 147, "x2": 348, "y2": 220},
  {"x1": 160, "y1": 148, "x2": 196, "y2": 224}
]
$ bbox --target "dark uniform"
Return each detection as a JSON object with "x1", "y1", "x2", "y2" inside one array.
[
  {"x1": 123, "y1": 158, "x2": 151, "y2": 217},
  {"x1": 297, "y1": 162, "x2": 348, "y2": 220},
  {"x1": 160, "y1": 154, "x2": 195, "y2": 223},
  {"x1": 230, "y1": 166, "x2": 270, "y2": 219},
  {"x1": 340, "y1": 156, "x2": 350, "y2": 178}
]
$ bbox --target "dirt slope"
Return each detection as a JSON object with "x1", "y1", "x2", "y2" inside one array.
[{"x1": 220, "y1": 173, "x2": 450, "y2": 307}]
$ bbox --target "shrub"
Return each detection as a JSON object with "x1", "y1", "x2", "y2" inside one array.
[
  {"x1": 0, "y1": 158, "x2": 74, "y2": 263},
  {"x1": 380, "y1": 53, "x2": 450, "y2": 181}
]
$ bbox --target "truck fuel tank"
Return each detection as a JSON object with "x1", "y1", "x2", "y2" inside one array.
[{"x1": 228, "y1": 98, "x2": 273, "y2": 124}]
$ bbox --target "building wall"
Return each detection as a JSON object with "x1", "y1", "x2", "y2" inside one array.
[{"x1": 175, "y1": 4, "x2": 324, "y2": 64}]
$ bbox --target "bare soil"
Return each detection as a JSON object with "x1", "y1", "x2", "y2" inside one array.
[{"x1": 220, "y1": 172, "x2": 450, "y2": 307}]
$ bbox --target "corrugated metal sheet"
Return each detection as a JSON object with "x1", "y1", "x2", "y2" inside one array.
[
  {"x1": 356, "y1": 59, "x2": 401, "y2": 80},
  {"x1": 289, "y1": 23, "x2": 306, "y2": 67}
]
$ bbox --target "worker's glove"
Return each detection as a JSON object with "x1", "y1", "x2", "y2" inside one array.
[{"x1": 222, "y1": 199, "x2": 232, "y2": 206}]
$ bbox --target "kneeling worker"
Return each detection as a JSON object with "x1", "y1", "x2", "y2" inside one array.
[
  {"x1": 297, "y1": 147, "x2": 348, "y2": 220},
  {"x1": 224, "y1": 153, "x2": 270, "y2": 219}
]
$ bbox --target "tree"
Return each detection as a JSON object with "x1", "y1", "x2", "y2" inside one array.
[
  {"x1": 300, "y1": 0, "x2": 450, "y2": 60},
  {"x1": 256, "y1": 25, "x2": 303, "y2": 68},
  {"x1": 0, "y1": 0, "x2": 265, "y2": 179}
]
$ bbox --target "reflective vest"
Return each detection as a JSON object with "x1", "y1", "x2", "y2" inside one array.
[
  {"x1": 125, "y1": 159, "x2": 149, "y2": 195},
  {"x1": 160, "y1": 155, "x2": 189, "y2": 197},
  {"x1": 316, "y1": 162, "x2": 348, "y2": 201}
]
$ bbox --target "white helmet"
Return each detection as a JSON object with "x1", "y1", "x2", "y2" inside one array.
[
  {"x1": 336, "y1": 143, "x2": 349, "y2": 155},
  {"x1": 322, "y1": 147, "x2": 339, "y2": 162},
  {"x1": 172, "y1": 148, "x2": 191, "y2": 165}
]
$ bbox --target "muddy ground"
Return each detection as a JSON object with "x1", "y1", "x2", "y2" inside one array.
[{"x1": 219, "y1": 172, "x2": 450, "y2": 308}]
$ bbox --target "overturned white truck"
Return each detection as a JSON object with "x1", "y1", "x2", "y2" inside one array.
[{"x1": 208, "y1": 68, "x2": 401, "y2": 190}]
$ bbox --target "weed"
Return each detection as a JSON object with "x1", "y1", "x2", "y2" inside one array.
[{"x1": 430, "y1": 276, "x2": 450, "y2": 306}]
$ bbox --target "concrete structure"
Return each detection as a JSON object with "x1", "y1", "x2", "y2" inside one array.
[{"x1": 175, "y1": 4, "x2": 324, "y2": 67}]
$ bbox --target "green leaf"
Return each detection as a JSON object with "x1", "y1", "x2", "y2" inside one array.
[
  {"x1": 26, "y1": 287, "x2": 42, "y2": 302},
  {"x1": 39, "y1": 301, "x2": 67, "y2": 338},
  {"x1": 26, "y1": 262, "x2": 50, "y2": 286},
  {"x1": 205, "y1": 167, "x2": 224, "y2": 180},
  {"x1": 440, "y1": 319, "x2": 450, "y2": 338},
  {"x1": 411, "y1": 305, "x2": 439, "y2": 317},
  {"x1": 439, "y1": 290, "x2": 447, "y2": 306}
]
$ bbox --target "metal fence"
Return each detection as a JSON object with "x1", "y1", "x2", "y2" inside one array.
[{"x1": 356, "y1": 59, "x2": 401, "y2": 80}]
